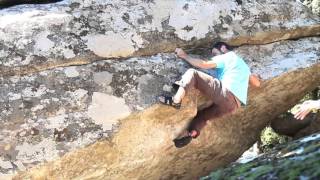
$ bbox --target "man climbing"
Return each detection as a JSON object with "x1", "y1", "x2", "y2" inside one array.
[{"x1": 159, "y1": 42, "x2": 260, "y2": 148}]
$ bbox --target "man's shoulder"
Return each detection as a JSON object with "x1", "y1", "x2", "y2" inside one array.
[{"x1": 225, "y1": 51, "x2": 241, "y2": 61}]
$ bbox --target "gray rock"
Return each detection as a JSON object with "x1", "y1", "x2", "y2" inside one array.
[
  {"x1": 1, "y1": 37, "x2": 319, "y2": 176},
  {"x1": 0, "y1": 0, "x2": 319, "y2": 78},
  {"x1": 0, "y1": 0, "x2": 62, "y2": 9},
  {"x1": 0, "y1": 1, "x2": 319, "y2": 177},
  {"x1": 301, "y1": 0, "x2": 320, "y2": 16}
]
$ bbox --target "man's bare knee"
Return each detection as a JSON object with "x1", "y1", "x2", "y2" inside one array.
[{"x1": 184, "y1": 68, "x2": 197, "y2": 77}]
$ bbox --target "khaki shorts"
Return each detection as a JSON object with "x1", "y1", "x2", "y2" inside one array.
[{"x1": 178, "y1": 68, "x2": 240, "y2": 132}]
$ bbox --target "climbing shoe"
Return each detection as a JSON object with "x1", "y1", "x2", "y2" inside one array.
[
  {"x1": 158, "y1": 95, "x2": 181, "y2": 109},
  {"x1": 173, "y1": 135, "x2": 192, "y2": 148}
]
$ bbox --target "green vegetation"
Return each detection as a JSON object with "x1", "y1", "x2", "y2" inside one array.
[
  {"x1": 259, "y1": 87, "x2": 319, "y2": 152},
  {"x1": 202, "y1": 133, "x2": 320, "y2": 180},
  {"x1": 259, "y1": 126, "x2": 289, "y2": 152}
]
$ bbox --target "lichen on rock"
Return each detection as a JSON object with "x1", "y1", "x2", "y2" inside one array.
[{"x1": 202, "y1": 133, "x2": 320, "y2": 179}]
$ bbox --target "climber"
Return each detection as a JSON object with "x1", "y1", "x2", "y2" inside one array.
[
  {"x1": 294, "y1": 99, "x2": 320, "y2": 120},
  {"x1": 159, "y1": 42, "x2": 261, "y2": 148}
]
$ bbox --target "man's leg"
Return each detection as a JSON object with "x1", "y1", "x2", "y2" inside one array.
[
  {"x1": 188, "y1": 104, "x2": 219, "y2": 137},
  {"x1": 172, "y1": 87, "x2": 185, "y2": 104},
  {"x1": 173, "y1": 69, "x2": 225, "y2": 147},
  {"x1": 173, "y1": 103, "x2": 220, "y2": 148},
  {"x1": 173, "y1": 68, "x2": 222, "y2": 104},
  {"x1": 188, "y1": 89, "x2": 240, "y2": 138}
]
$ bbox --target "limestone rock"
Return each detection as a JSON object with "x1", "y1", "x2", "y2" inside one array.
[
  {"x1": 0, "y1": 0, "x2": 62, "y2": 9},
  {"x1": 301, "y1": 0, "x2": 320, "y2": 16},
  {"x1": 0, "y1": 1, "x2": 319, "y2": 177},
  {"x1": 0, "y1": 0, "x2": 319, "y2": 77},
  {"x1": 0, "y1": 53, "x2": 189, "y2": 175},
  {"x1": 1, "y1": 37, "x2": 318, "y2": 176},
  {"x1": 13, "y1": 37, "x2": 320, "y2": 179},
  {"x1": 271, "y1": 112, "x2": 318, "y2": 137},
  {"x1": 294, "y1": 113, "x2": 320, "y2": 139}
]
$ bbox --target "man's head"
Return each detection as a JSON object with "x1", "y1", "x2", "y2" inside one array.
[{"x1": 211, "y1": 42, "x2": 232, "y2": 56}]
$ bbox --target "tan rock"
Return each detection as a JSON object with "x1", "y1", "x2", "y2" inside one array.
[{"x1": 14, "y1": 63, "x2": 320, "y2": 180}]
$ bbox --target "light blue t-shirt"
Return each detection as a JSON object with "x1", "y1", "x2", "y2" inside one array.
[{"x1": 211, "y1": 51, "x2": 250, "y2": 105}]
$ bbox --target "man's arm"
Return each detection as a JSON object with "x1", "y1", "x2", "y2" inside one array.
[{"x1": 175, "y1": 48, "x2": 217, "y2": 69}]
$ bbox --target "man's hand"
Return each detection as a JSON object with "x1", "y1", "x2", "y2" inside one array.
[
  {"x1": 174, "y1": 48, "x2": 216, "y2": 69},
  {"x1": 294, "y1": 100, "x2": 320, "y2": 120},
  {"x1": 175, "y1": 48, "x2": 188, "y2": 59}
]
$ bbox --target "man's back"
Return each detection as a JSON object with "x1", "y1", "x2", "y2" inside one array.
[{"x1": 211, "y1": 51, "x2": 250, "y2": 105}]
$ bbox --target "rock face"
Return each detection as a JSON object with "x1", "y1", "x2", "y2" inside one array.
[
  {"x1": 13, "y1": 42, "x2": 320, "y2": 179},
  {"x1": 0, "y1": 53, "x2": 190, "y2": 176},
  {"x1": 0, "y1": 36, "x2": 318, "y2": 177},
  {"x1": 294, "y1": 113, "x2": 320, "y2": 139},
  {"x1": 0, "y1": 0, "x2": 319, "y2": 77},
  {"x1": 0, "y1": 0, "x2": 62, "y2": 9},
  {"x1": 202, "y1": 133, "x2": 320, "y2": 179},
  {"x1": 0, "y1": 0, "x2": 319, "y2": 179},
  {"x1": 301, "y1": 0, "x2": 320, "y2": 16},
  {"x1": 271, "y1": 112, "x2": 319, "y2": 137}
]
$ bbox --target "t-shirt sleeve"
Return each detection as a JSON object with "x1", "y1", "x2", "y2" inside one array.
[{"x1": 210, "y1": 55, "x2": 225, "y2": 68}]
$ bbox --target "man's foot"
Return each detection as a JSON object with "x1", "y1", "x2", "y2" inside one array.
[
  {"x1": 158, "y1": 95, "x2": 181, "y2": 109},
  {"x1": 173, "y1": 136, "x2": 192, "y2": 148},
  {"x1": 173, "y1": 129, "x2": 199, "y2": 148}
]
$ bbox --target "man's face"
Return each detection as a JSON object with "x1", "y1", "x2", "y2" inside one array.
[{"x1": 211, "y1": 48, "x2": 222, "y2": 56}]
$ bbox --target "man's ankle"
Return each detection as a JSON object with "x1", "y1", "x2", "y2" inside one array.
[{"x1": 189, "y1": 130, "x2": 199, "y2": 138}]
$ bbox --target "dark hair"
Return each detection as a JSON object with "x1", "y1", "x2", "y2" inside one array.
[{"x1": 212, "y1": 42, "x2": 232, "y2": 51}]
